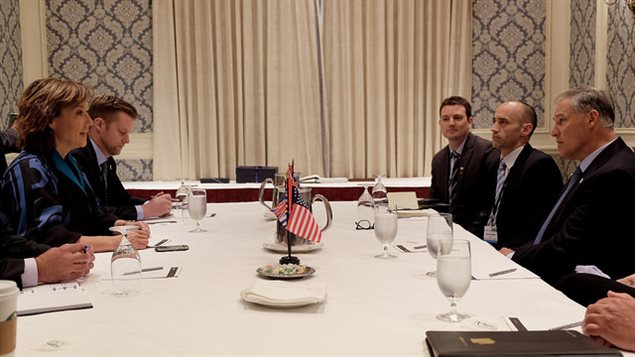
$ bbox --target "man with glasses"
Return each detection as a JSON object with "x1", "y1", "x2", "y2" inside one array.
[{"x1": 430, "y1": 96, "x2": 498, "y2": 238}]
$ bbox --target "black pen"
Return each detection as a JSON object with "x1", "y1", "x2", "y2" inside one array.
[{"x1": 489, "y1": 268, "x2": 517, "y2": 277}]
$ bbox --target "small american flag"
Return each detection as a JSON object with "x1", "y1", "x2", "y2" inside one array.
[
  {"x1": 271, "y1": 192, "x2": 288, "y2": 225},
  {"x1": 287, "y1": 185, "x2": 322, "y2": 243},
  {"x1": 271, "y1": 171, "x2": 323, "y2": 243}
]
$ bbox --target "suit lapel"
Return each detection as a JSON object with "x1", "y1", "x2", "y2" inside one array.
[
  {"x1": 503, "y1": 144, "x2": 532, "y2": 194},
  {"x1": 547, "y1": 138, "x2": 625, "y2": 233},
  {"x1": 456, "y1": 134, "x2": 475, "y2": 193}
]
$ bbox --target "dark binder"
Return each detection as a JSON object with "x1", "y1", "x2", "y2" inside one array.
[{"x1": 425, "y1": 330, "x2": 622, "y2": 357}]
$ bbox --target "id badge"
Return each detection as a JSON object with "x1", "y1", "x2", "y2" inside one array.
[{"x1": 484, "y1": 225, "x2": 498, "y2": 244}]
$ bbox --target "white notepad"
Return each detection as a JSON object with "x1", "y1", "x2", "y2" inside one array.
[{"x1": 18, "y1": 281, "x2": 93, "y2": 316}]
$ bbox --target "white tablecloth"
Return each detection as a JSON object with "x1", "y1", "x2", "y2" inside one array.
[{"x1": 15, "y1": 202, "x2": 631, "y2": 356}]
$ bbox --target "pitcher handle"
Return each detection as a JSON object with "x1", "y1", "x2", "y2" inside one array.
[
  {"x1": 258, "y1": 178, "x2": 275, "y2": 210},
  {"x1": 312, "y1": 194, "x2": 333, "y2": 232}
]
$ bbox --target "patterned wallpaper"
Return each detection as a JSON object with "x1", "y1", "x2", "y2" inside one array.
[
  {"x1": 606, "y1": 2, "x2": 635, "y2": 128},
  {"x1": 46, "y1": 0, "x2": 153, "y2": 180},
  {"x1": 0, "y1": 0, "x2": 23, "y2": 127},
  {"x1": 569, "y1": 0, "x2": 596, "y2": 88},
  {"x1": 555, "y1": 0, "x2": 599, "y2": 178},
  {"x1": 471, "y1": 0, "x2": 546, "y2": 129}
]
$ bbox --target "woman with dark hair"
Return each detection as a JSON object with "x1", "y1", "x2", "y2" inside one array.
[{"x1": 0, "y1": 78, "x2": 149, "y2": 252}]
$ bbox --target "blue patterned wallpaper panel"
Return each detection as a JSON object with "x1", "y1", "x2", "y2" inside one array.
[
  {"x1": 606, "y1": 3, "x2": 635, "y2": 128},
  {"x1": 45, "y1": 0, "x2": 153, "y2": 133},
  {"x1": 45, "y1": 0, "x2": 153, "y2": 180},
  {"x1": 0, "y1": 0, "x2": 23, "y2": 127},
  {"x1": 472, "y1": 0, "x2": 546, "y2": 129},
  {"x1": 117, "y1": 159, "x2": 152, "y2": 181},
  {"x1": 569, "y1": 0, "x2": 596, "y2": 88}
]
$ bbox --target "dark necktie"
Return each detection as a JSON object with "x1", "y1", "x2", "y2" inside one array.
[
  {"x1": 448, "y1": 151, "x2": 460, "y2": 209},
  {"x1": 100, "y1": 161, "x2": 109, "y2": 204},
  {"x1": 533, "y1": 167, "x2": 582, "y2": 245},
  {"x1": 487, "y1": 159, "x2": 507, "y2": 226}
]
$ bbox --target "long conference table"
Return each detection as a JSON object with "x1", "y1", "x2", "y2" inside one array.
[
  {"x1": 123, "y1": 177, "x2": 432, "y2": 202},
  {"x1": 15, "y1": 201, "x2": 634, "y2": 356}
]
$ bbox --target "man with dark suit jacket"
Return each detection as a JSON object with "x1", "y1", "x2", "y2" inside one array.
[
  {"x1": 0, "y1": 223, "x2": 94, "y2": 289},
  {"x1": 430, "y1": 96, "x2": 498, "y2": 237},
  {"x1": 484, "y1": 101, "x2": 562, "y2": 249},
  {"x1": 71, "y1": 95, "x2": 172, "y2": 220},
  {"x1": 500, "y1": 87, "x2": 635, "y2": 285}
]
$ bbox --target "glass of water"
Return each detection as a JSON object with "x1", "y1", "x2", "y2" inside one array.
[
  {"x1": 373, "y1": 203, "x2": 398, "y2": 259},
  {"x1": 188, "y1": 188, "x2": 207, "y2": 232},
  {"x1": 436, "y1": 239, "x2": 471, "y2": 322},
  {"x1": 175, "y1": 178, "x2": 191, "y2": 219},
  {"x1": 110, "y1": 225, "x2": 142, "y2": 296},
  {"x1": 426, "y1": 213, "x2": 453, "y2": 277}
]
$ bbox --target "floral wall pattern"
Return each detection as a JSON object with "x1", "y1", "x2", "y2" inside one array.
[
  {"x1": 471, "y1": 0, "x2": 546, "y2": 129},
  {"x1": 569, "y1": 0, "x2": 596, "y2": 88},
  {"x1": 45, "y1": 0, "x2": 153, "y2": 180},
  {"x1": 0, "y1": 0, "x2": 23, "y2": 127},
  {"x1": 606, "y1": 2, "x2": 635, "y2": 128}
]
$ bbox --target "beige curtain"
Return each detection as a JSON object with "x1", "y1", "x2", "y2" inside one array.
[
  {"x1": 153, "y1": 0, "x2": 323, "y2": 180},
  {"x1": 153, "y1": 0, "x2": 471, "y2": 180},
  {"x1": 323, "y1": 0, "x2": 472, "y2": 178}
]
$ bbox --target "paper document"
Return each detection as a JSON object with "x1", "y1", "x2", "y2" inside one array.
[{"x1": 18, "y1": 281, "x2": 92, "y2": 316}]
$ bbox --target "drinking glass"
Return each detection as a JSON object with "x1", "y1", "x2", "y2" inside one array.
[
  {"x1": 110, "y1": 225, "x2": 142, "y2": 296},
  {"x1": 188, "y1": 188, "x2": 207, "y2": 232},
  {"x1": 372, "y1": 175, "x2": 387, "y2": 202},
  {"x1": 436, "y1": 239, "x2": 471, "y2": 322},
  {"x1": 426, "y1": 213, "x2": 453, "y2": 277},
  {"x1": 175, "y1": 178, "x2": 191, "y2": 219},
  {"x1": 373, "y1": 203, "x2": 398, "y2": 259},
  {"x1": 356, "y1": 185, "x2": 374, "y2": 229}
]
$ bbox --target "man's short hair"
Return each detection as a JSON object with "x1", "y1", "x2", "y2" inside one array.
[
  {"x1": 555, "y1": 86, "x2": 615, "y2": 127},
  {"x1": 516, "y1": 100, "x2": 538, "y2": 137},
  {"x1": 439, "y1": 96, "x2": 472, "y2": 118},
  {"x1": 88, "y1": 94, "x2": 138, "y2": 123}
]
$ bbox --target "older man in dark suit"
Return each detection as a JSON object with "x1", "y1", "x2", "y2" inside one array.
[
  {"x1": 430, "y1": 96, "x2": 498, "y2": 237},
  {"x1": 484, "y1": 101, "x2": 562, "y2": 249},
  {"x1": 500, "y1": 87, "x2": 635, "y2": 285}
]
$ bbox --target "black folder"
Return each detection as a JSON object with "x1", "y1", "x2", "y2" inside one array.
[{"x1": 425, "y1": 330, "x2": 622, "y2": 356}]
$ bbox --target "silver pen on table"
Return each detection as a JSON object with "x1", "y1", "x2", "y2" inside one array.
[
  {"x1": 489, "y1": 268, "x2": 517, "y2": 277},
  {"x1": 123, "y1": 267, "x2": 164, "y2": 276}
]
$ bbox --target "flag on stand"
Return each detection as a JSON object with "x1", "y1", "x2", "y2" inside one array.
[
  {"x1": 271, "y1": 192, "x2": 288, "y2": 225},
  {"x1": 270, "y1": 169, "x2": 323, "y2": 243}
]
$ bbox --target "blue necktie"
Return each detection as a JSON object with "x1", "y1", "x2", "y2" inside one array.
[
  {"x1": 533, "y1": 167, "x2": 582, "y2": 245},
  {"x1": 487, "y1": 159, "x2": 507, "y2": 226},
  {"x1": 448, "y1": 151, "x2": 460, "y2": 207}
]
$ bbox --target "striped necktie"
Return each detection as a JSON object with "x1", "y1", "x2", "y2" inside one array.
[
  {"x1": 533, "y1": 167, "x2": 582, "y2": 245},
  {"x1": 487, "y1": 159, "x2": 507, "y2": 226},
  {"x1": 448, "y1": 151, "x2": 460, "y2": 208}
]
